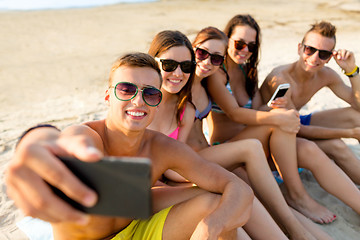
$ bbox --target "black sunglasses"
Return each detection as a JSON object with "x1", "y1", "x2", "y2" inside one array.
[
  {"x1": 303, "y1": 45, "x2": 333, "y2": 60},
  {"x1": 110, "y1": 82, "x2": 162, "y2": 107},
  {"x1": 157, "y1": 59, "x2": 195, "y2": 74},
  {"x1": 232, "y1": 39, "x2": 257, "y2": 53},
  {"x1": 195, "y1": 48, "x2": 224, "y2": 66}
]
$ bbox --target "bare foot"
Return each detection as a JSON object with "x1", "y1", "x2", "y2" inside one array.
[{"x1": 284, "y1": 192, "x2": 336, "y2": 224}]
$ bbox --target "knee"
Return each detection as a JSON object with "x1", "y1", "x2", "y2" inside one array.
[
  {"x1": 324, "y1": 139, "x2": 348, "y2": 153},
  {"x1": 297, "y1": 139, "x2": 326, "y2": 168}
]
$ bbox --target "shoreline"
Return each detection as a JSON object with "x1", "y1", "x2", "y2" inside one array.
[{"x1": 1, "y1": 0, "x2": 360, "y2": 239}]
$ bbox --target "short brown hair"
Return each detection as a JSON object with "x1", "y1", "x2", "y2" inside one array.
[
  {"x1": 302, "y1": 21, "x2": 336, "y2": 45},
  {"x1": 109, "y1": 52, "x2": 162, "y2": 86}
]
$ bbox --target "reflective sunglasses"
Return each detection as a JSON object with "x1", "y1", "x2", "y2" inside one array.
[
  {"x1": 195, "y1": 48, "x2": 224, "y2": 66},
  {"x1": 110, "y1": 82, "x2": 162, "y2": 107},
  {"x1": 303, "y1": 45, "x2": 333, "y2": 60},
  {"x1": 232, "y1": 39, "x2": 257, "y2": 53},
  {"x1": 157, "y1": 59, "x2": 195, "y2": 73}
]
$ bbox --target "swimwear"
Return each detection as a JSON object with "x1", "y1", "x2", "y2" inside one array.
[
  {"x1": 300, "y1": 113, "x2": 312, "y2": 125},
  {"x1": 168, "y1": 107, "x2": 185, "y2": 140},
  {"x1": 195, "y1": 97, "x2": 212, "y2": 120},
  {"x1": 211, "y1": 64, "x2": 252, "y2": 113},
  {"x1": 111, "y1": 206, "x2": 173, "y2": 240}
]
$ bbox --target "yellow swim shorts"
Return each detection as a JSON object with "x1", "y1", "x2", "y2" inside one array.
[{"x1": 111, "y1": 205, "x2": 173, "y2": 240}]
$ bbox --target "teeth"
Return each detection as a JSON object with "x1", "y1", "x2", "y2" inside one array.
[
  {"x1": 169, "y1": 79, "x2": 181, "y2": 83},
  {"x1": 127, "y1": 111, "x2": 145, "y2": 117}
]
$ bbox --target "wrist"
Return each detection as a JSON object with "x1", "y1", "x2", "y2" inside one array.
[
  {"x1": 343, "y1": 66, "x2": 359, "y2": 78},
  {"x1": 16, "y1": 124, "x2": 60, "y2": 149}
]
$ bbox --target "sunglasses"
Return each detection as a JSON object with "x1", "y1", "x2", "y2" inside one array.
[
  {"x1": 195, "y1": 48, "x2": 224, "y2": 66},
  {"x1": 157, "y1": 59, "x2": 195, "y2": 74},
  {"x1": 303, "y1": 45, "x2": 333, "y2": 60},
  {"x1": 232, "y1": 39, "x2": 257, "y2": 53},
  {"x1": 110, "y1": 82, "x2": 162, "y2": 107}
]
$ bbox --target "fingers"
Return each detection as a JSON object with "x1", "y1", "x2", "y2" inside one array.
[
  {"x1": 54, "y1": 135, "x2": 103, "y2": 162},
  {"x1": 6, "y1": 162, "x2": 90, "y2": 224},
  {"x1": 25, "y1": 144, "x2": 98, "y2": 208},
  {"x1": 333, "y1": 49, "x2": 352, "y2": 61}
]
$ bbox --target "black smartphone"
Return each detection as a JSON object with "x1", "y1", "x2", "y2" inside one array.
[
  {"x1": 51, "y1": 156, "x2": 152, "y2": 219},
  {"x1": 267, "y1": 83, "x2": 290, "y2": 107}
]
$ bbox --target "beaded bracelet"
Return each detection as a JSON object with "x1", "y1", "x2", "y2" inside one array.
[{"x1": 16, "y1": 124, "x2": 60, "y2": 148}]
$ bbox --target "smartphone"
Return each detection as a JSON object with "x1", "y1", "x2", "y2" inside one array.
[
  {"x1": 267, "y1": 83, "x2": 290, "y2": 107},
  {"x1": 50, "y1": 156, "x2": 152, "y2": 219}
]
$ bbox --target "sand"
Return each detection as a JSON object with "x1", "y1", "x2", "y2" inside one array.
[{"x1": 1, "y1": 0, "x2": 360, "y2": 239}]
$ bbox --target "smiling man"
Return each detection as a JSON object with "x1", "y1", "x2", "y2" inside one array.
[
  {"x1": 260, "y1": 21, "x2": 360, "y2": 185},
  {"x1": 6, "y1": 52, "x2": 254, "y2": 240}
]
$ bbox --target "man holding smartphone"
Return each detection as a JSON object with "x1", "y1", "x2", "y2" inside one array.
[
  {"x1": 6, "y1": 53, "x2": 254, "y2": 239},
  {"x1": 260, "y1": 21, "x2": 360, "y2": 185}
]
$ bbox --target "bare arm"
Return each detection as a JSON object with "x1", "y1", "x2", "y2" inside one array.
[
  {"x1": 207, "y1": 71, "x2": 300, "y2": 133},
  {"x1": 5, "y1": 125, "x2": 101, "y2": 223},
  {"x1": 157, "y1": 138, "x2": 254, "y2": 237},
  {"x1": 298, "y1": 124, "x2": 360, "y2": 141},
  {"x1": 177, "y1": 102, "x2": 196, "y2": 143},
  {"x1": 330, "y1": 49, "x2": 360, "y2": 110}
]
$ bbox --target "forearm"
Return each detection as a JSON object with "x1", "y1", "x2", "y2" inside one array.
[
  {"x1": 298, "y1": 125, "x2": 353, "y2": 140},
  {"x1": 16, "y1": 125, "x2": 61, "y2": 149},
  {"x1": 202, "y1": 180, "x2": 253, "y2": 235},
  {"x1": 228, "y1": 108, "x2": 280, "y2": 126},
  {"x1": 349, "y1": 73, "x2": 360, "y2": 109}
]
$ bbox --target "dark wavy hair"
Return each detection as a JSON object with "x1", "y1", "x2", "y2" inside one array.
[
  {"x1": 148, "y1": 30, "x2": 195, "y2": 124},
  {"x1": 224, "y1": 14, "x2": 261, "y2": 99}
]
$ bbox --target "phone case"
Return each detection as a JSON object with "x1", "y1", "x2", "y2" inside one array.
[{"x1": 51, "y1": 156, "x2": 152, "y2": 219}]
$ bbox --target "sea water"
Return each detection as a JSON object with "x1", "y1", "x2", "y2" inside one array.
[{"x1": 0, "y1": 0, "x2": 157, "y2": 11}]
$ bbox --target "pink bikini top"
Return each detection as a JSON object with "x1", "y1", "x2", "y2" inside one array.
[{"x1": 167, "y1": 107, "x2": 185, "y2": 140}]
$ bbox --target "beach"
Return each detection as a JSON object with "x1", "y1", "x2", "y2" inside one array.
[{"x1": 1, "y1": 0, "x2": 360, "y2": 238}]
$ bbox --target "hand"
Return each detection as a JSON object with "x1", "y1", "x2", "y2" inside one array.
[
  {"x1": 351, "y1": 127, "x2": 360, "y2": 142},
  {"x1": 333, "y1": 49, "x2": 357, "y2": 74},
  {"x1": 269, "y1": 97, "x2": 287, "y2": 109},
  {"x1": 5, "y1": 130, "x2": 101, "y2": 224},
  {"x1": 271, "y1": 108, "x2": 300, "y2": 133}
]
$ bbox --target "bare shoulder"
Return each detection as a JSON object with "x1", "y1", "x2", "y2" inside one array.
[
  {"x1": 263, "y1": 64, "x2": 293, "y2": 87},
  {"x1": 318, "y1": 66, "x2": 342, "y2": 85},
  {"x1": 207, "y1": 66, "x2": 228, "y2": 84}
]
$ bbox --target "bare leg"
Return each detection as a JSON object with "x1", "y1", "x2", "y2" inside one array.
[
  {"x1": 242, "y1": 197, "x2": 288, "y2": 240},
  {"x1": 155, "y1": 186, "x2": 287, "y2": 240},
  {"x1": 199, "y1": 139, "x2": 316, "y2": 239},
  {"x1": 315, "y1": 138, "x2": 360, "y2": 184},
  {"x1": 271, "y1": 131, "x2": 336, "y2": 224},
  {"x1": 297, "y1": 138, "x2": 360, "y2": 215},
  {"x1": 291, "y1": 208, "x2": 334, "y2": 240}
]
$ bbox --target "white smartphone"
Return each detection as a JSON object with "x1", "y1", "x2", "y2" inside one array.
[{"x1": 267, "y1": 83, "x2": 290, "y2": 107}]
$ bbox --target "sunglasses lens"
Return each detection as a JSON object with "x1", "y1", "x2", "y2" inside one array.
[
  {"x1": 304, "y1": 45, "x2": 332, "y2": 60},
  {"x1": 196, "y1": 48, "x2": 209, "y2": 61},
  {"x1": 180, "y1": 61, "x2": 194, "y2": 73},
  {"x1": 247, "y1": 43, "x2": 257, "y2": 53},
  {"x1": 318, "y1": 50, "x2": 333, "y2": 60},
  {"x1": 143, "y1": 88, "x2": 162, "y2": 106},
  {"x1": 303, "y1": 45, "x2": 317, "y2": 56},
  {"x1": 211, "y1": 54, "x2": 224, "y2": 66},
  {"x1": 234, "y1": 40, "x2": 247, "y2": 50},
  {"x1": 115, "y1": 82, "x2": 137, "y2": 100},
  {"x1": 161, "y1": 60, "x2": 178, "y2": 72}
]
